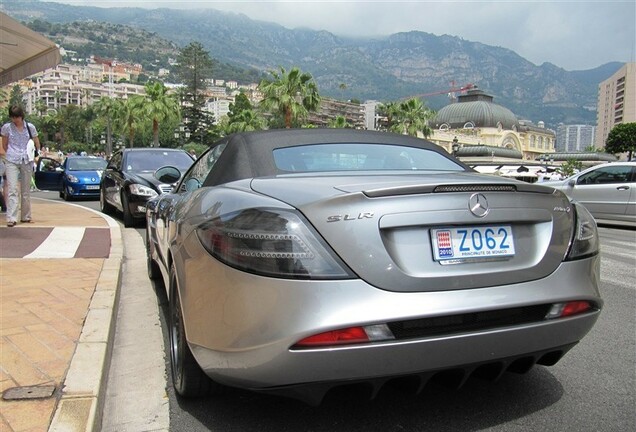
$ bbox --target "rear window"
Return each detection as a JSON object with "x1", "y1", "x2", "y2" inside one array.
[
  {"x1": 125, "y1": 150, "x2": 194, "y2": 172},
  {"x1": 273, "y1": 143, "x2": 464, "y2": 172}
]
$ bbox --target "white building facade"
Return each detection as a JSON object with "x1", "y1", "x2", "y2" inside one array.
[{"x1": 556, "y1": 124, "x2": 596, "y2": 152}]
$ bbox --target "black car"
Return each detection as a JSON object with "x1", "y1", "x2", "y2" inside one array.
[{"x1": 100, "y1": 148, "x2": 194, "y2": 227}]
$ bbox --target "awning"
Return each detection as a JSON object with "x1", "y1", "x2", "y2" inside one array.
[{"x1": 0, "y1": 12, "x2": 60, "y2": 87}]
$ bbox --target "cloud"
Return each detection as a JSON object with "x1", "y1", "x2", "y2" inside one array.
[{"x1": 46, "y1": 0, "x2": 636, "y2": 70}]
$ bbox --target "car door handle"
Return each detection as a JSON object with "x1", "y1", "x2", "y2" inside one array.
[{"x1": 616, "y1": 186, "x2": 630, "y2": 191}]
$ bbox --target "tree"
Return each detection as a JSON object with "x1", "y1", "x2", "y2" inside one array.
[
  {"x1": 327, "y1": 115, "x2": 351, "y2": 129},
  {"x1": 94, "y1": 97, "x2": 122, "y2": 155},
  {"x1": 388, "y1": 98, "x2": 434, "y2": 138},
  {"x1": 138, "y1": 81, "x2": 180, "y2": 147},
  {"x1": 339, "y1": 83, "x2": 347, "y2": 100},
  {"x1": 224, "y1": 109, "x2": 267, "y2": 134},
  {"x1": 558, "y1": 159, "x2": 583, "y2": 177},
  {"x1": 224, "y1": 93, "x2": 266, "y2": 134},
  {"x1": 227, "y1": 93, "x2": 253, "y2": 121},
  {"x1": 117, "y1": 96, "x2": 145, "y2": 148},
  {"x1": 174, "y1": 42, "x2": 215, "y2": 145},
  {"x1": 9, "y1": 85, "x2": 25, "y2": 109},
  {"x1": 605, "y1": 122, "x2": 636, "y2": 160},
  {"x1": 258, "y1": 66, "x2": 321, "y2": 128},
  {"x1": 53, "y1": 105, "x2": 81, "y2": 147}
]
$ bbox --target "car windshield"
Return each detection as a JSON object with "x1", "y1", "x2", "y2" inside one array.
[
  {"x1": 125, "y1": 150, "x2": 193, "y2": 172},
  {"x1": 67, "y1": 158, "x2": 107, "y2": 171},
  {"x1": 273, "y1": 143, "x2": 464, "y2": 172}
]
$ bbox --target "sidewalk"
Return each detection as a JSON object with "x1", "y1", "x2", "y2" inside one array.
[{"x1": 0, "y1": 198, "x2": 123, "y2": 432}]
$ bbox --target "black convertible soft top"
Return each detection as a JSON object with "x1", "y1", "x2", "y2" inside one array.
[{"x1": 203, "y1": 128, "x2": 466, "y2": 186}]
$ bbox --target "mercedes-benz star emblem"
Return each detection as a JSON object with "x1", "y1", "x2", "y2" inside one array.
[{"x1": 469, "y1": 193, "x2": 489, "y2": 218}]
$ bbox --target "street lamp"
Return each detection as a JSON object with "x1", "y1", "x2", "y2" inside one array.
[
  {"x1": 452, "y1": 136, "x2": 460, "y2": 156},
  {"x1": 174, "y1": 124, "x2": 191, "y2": 146}
]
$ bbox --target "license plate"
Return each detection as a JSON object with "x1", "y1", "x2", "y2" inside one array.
[
  {"x1": 85, "y1": 185, "x2": 99, "y2": 190},
  {"x1": 432, "y1": 225, "x2": 515, "y2": 262}
]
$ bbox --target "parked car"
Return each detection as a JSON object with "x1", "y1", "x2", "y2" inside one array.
[
  {"x1": 543, "y1": 161, "x2": 636, "y2": 227},
  {"x1": 34, "y1": 155, "x2": 107, "y2": 201},
  {"x1": 100, "y1": 148, "x2": 194, "y2": 227},
  {"x1": 146, "y1": 129, "x2": 602, "y2": 404}
]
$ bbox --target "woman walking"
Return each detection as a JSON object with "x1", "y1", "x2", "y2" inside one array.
[{"x1": 1, "y1": 105, "x2": 41, "y2": 227}]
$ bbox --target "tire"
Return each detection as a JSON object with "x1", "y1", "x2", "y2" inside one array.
[
  {"x1": 169, "y1": 264, "x2": 219, "y2": 397},
  {"x1": 146, "y1": 229, "x2": 161, "y2": 280},
  {"x1": 100, "y1": 189, "x2": 115, "y2": 215},
  {"x1": 62, "y1": 185, "x2": 72, "y2": 201},
  {"x1": 121, "y1": 192, "x2": 135, "y2": 228}
]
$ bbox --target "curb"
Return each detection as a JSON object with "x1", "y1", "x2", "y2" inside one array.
[{"x1": 43, "y1": 200, "x2": 123, "y2": 432}]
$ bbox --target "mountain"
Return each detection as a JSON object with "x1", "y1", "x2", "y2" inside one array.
[{"x1": 2, "y1": 0, "x2": 625, "y2": 128}]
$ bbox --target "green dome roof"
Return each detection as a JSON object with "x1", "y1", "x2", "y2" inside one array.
[{"x1": 431, "y1": 89, "x2": 519, "y2": 130}]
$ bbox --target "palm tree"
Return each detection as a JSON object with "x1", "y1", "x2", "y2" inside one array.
[
  {"x1": 139, "y1": 81, "x2": 180, "y2": 147},
  {"x1": 53, "y1": 105, "x2": 78, "y2": 147},
  {"x1": 94, "y1": 97, "x2": 122, "y2": 155},
  {"x1": 258, "y1": 66, "x2": 321, "y2": 128},
  {"x1": 327, "y1": 115, "x2": 351, "y2": 129},
  {"x1": 339, "y1": 83, "x2": 347, "y2": 101},
  {"x1": 225, "y1": 109, "x2": 267, "y2": 134},
  {"x1": 389, "y1": 98, "x2": 434, "y2": 138},
  {"x1": 117, "y1": 96, "x2": 144, "y2": 148}
]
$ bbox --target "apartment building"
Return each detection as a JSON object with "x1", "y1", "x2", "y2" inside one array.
[
  {"x1": 23, "y1": 64, "x2": 146, "y2": 115},
  {"x1": 307, "y1": 97, "x2": 366, "y2": 128},
  {"x1": 204, "y1": 97, "x2": 232, "y2": 125},
  {"x1": 556, "y1": 124, "x2": 596, "y2": 152},
  {"x1": 595, "y1": 62, "x2": 635, "y2": 148}
]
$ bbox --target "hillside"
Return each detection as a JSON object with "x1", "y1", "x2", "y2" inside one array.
[
  {"x1": 23, "y1": 19, "x2": 265, "y2": 84},
  {"x1": 2, "y1": 0, "x2": 625, "y2": 128}
]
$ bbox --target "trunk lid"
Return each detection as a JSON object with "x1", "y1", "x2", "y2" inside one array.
[{"x1": 251, "y1": 173, "x2": 574, "y2": 292}]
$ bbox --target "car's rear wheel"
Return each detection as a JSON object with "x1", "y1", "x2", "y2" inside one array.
[
  {"x1": 121, "y1": 192, "x2": 135, "y2": 228},
  {"x1": 100, "y1": 189, "x2": 115, "y2": 215},
  {"x1": 146, "y1": 229, "x2": 161, "y2": 280},
  {"x1": 169, "y1": 264, "x2": 219, "y2": 397}
]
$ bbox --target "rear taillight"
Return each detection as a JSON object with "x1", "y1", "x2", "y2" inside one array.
[
  {"x1": 293, "y1": 324, "x2": 395, "y2": 348},
  {"x1": 196, "y1": 208, "x2": 355, "y2": 279},
  {"x1": 545, "y1": 301, "x2": 593, "y2": 319},
  {"x1": 565, "y1": 203, "x2": 599, "y2": 261}
]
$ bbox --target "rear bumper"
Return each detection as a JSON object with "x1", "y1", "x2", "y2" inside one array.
[{"x1": 180, "y1": 252, "x2": 601, "y2": 392}]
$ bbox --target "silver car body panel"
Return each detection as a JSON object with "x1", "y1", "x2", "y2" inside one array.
[
  {"x1": 179, "y1": 249, "x2": 599, "y2": 388},
  {"x1": 251, "y1": 175, "x2": 573, "y2": 292}
]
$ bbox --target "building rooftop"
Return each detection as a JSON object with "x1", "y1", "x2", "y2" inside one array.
[{"x1": 431, "y1": 88, "x2": 519, "y2": 130}]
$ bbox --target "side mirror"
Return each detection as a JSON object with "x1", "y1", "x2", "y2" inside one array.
[
  {"x1": 185, "y1": 178, "x2": 201, "y2": 192},
  {"x1": 154, "y1": 166, "x2": 182, "y2": 184},
  {"x1": 568, "y1": 179, "x2": 576, "y2": 187}
]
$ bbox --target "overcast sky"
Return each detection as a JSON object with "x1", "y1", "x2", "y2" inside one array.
[{"x1": 47, "y1": 0, "x2": 635, "y2": 71}]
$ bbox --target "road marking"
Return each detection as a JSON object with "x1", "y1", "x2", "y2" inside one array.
[{"x1": 24, "y1": 227, "x2": 87, "y2": 258}]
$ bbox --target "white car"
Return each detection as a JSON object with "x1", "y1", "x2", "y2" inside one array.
[{"x1": 544, "y1": 162, "x2": 636, "y2": 226}]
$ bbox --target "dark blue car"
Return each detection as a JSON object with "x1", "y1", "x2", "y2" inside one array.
[{"x1": 35, "y1": 156, "x2": 108, "y2": 200}]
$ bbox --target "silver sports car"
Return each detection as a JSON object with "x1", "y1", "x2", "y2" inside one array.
[{"x1": 145, "y1": 129, "x2": 602, "y2": 404}]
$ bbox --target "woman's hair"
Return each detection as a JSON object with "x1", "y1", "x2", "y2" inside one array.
[{"x1": 8, "y1": 105, "x2": 25, "y2": 119}]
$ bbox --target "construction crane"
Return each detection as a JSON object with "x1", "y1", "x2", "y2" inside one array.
[{"x1": 407, "y1": 82, "x2": 475, "y2": 102}]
